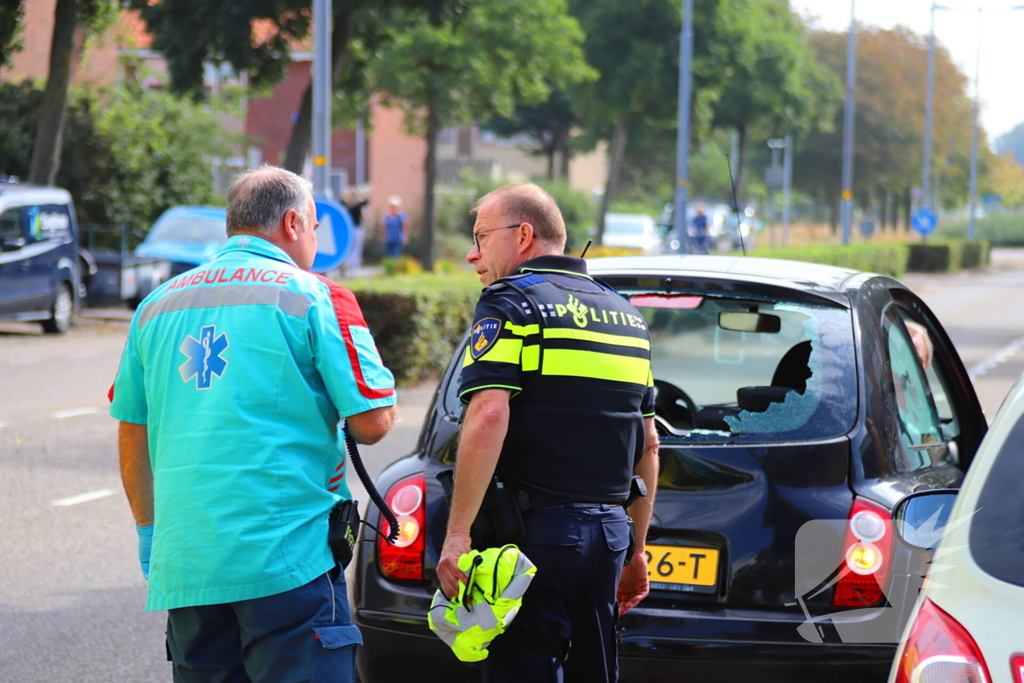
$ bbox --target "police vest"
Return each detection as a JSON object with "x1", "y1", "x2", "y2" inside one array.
[{"x1": 488, "y1": 268, "x2": 653, "y2": 504}]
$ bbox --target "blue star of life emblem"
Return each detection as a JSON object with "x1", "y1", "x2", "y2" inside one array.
[{"x1": 179, "y1": 325, "x2": 229, "y2": 390}]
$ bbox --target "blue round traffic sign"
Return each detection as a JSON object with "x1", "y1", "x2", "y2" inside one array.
[
  {"x1": 312, "y1": 197, "x2": 355, "y2": 273},
  {"x1": 911, "y1": 209, "x2": 938, "y2": 236}
]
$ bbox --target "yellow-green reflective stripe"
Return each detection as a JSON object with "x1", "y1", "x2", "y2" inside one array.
[
  {"x1": 542, "y1": 349, "x2": 650, "y2": 385},
  {"x1": 522, "y1": 344, "x2": 539, "y2": 371},
  {"x1": 504, "y1": 321, "x2": 540, "y2": 337},
  {"x1": 463, "y1": 345, "x2": 474, "y2": 367},
  {"x1": 480, "y1": 338, "x2": 522, "y2": 364},
  {"x1": 543, "y1": 327, "x2": 650, "y2": 350}
]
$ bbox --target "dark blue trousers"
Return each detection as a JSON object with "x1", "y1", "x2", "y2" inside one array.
[
  {"x1": 482, "y1": 504, "x2": 630, "y2": 683},
  {"x1": 165, "y1": 567, "x2": 360, "y2": 683}
]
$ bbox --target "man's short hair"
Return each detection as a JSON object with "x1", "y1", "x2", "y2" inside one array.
[
  {"x1": 472, "y1": 183, "x2": 566, "y2": 251},
  {"x1": 226, "y1": 166, "x2": 313, "y2": 236}
]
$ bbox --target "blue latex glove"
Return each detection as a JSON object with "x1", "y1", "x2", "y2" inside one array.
[{"x1": 136, "y1": 525, "x2": 153, "y2": 580}]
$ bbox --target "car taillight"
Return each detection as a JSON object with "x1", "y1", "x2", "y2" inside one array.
[
  {"x1": 1012, "y1": 654, "x2": 1024, "y2": 683},
  {"x1": 376, "y1": 474, "x2": 426, "y2": 582},
  {"x1": 894, "y1": 599, "x2": 990, "y2": 683},
  {"x1": 832, "y1": 496, "x2": 893, "y2": 608}
]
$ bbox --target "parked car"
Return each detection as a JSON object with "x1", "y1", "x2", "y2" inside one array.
[
  {"x1": 887, "y1": 372, "x2": 1024, "y2": 683},
  {"x1": 353, "y1": 254, "x2": 987, "y2": 682},
  {"x1": 0, "y1": 182, "x2": 83, "y2": 333},
  {"x1": 602, "y1": 213, "x2": 664, "y2": 253},
  {"x1": 134, "y1": 206, "x2": 228, "y2": 279}
]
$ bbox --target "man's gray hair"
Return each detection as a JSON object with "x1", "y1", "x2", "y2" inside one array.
[{"x1": 226, "y1": 166, "x2": 313, "y2": 236}]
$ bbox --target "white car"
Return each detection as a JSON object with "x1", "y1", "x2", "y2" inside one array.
[
  {"x1": 601, "y1": 213, "x2": 663, "y2": 253},
  {"x1": 888, "y1": 374, "x2": 1024, "y2": 683}
]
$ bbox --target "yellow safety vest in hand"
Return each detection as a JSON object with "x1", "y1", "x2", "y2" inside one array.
[{"x1": 427, "y1": 544, "x2": 537, "y2": 662}]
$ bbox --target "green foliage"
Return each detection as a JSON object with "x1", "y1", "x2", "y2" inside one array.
[
  {"x1": 345, "y1": 273, "x2": 482, "y2": 382},
  {"x1": 906, "y1": 241, "x2": 991, "y2": 272},
  {"x1": 0, "y1": 82, "x2": 230, "y2": 232},
  {"x1": 373, "y1": 0, "x2": 595, "y2": 134},
  {"x1": 0, "y1": 0, "x2": 24, "y2": 70},
  {"x1": 936, "y1": 215, "x2": 1024, "y2": 246},
  {"x1": 753, "y1": 244, "x2": 910, "y2": 278}
]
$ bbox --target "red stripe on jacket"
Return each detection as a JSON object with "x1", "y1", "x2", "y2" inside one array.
[{"x1": 314, "y1": 275, "x2": 394, "y2": 401}]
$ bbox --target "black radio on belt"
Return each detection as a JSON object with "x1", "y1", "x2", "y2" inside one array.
[{"x1": 328, "y1": 499, "x2": 360, "y2": 569}]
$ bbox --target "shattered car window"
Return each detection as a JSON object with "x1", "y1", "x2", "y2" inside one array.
[{"x1": 629, "y1": 294, "x2": 857, "y2": 443}]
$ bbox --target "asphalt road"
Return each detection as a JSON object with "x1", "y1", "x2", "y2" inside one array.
[{"x1": 3, "y1": 254, "x2": 1024, "y2": 682}]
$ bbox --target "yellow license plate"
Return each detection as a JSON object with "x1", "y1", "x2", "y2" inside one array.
[{"x1": 644, "y1": 544, "x2": 720, "y2": 587}]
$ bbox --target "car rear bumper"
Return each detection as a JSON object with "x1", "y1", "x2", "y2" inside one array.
[{"x1": 354, "y1": 607, "x2": 897, "y2": 683}]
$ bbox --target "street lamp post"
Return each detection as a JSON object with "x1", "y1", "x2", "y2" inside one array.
[
  {"x1": 672, "y1": 0, "x2": 694, "y2": 253},
  {"x1": 312, "y1": 0, "x2": 332, "y2": 197},
  {"x1": 840, "y1": 0, "x2": 857, "y2": 246},
  {"x1": 968, "y1": 8, "x2": 981, "y2": 241},
  {"x1": 923, "y1": 4, "x2": 947, "y2": 215}
]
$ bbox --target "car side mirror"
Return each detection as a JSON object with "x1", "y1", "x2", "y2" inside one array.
[
  {"x1": 1, "y1": 237, "x2": 26, "y2": 252},
  {"x1": 892, "y1": 489, "x2": 959, "y2": 550},
  {"x1": 719, "y1": 312, "x2": 781, "y2": 334}
]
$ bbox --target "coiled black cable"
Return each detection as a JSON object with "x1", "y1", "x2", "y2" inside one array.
[{"x1": 343, "y1": 422, "x2": 400, "y2": 544}]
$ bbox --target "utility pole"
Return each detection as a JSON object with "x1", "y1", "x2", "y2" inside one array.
[
  {"x1": 968, "y1": 7, "x2": 981, "y2": 241},
  {"x1": 782, "y1": 133, "x2": 793, "y2": 247},
  {"x1": 672, "y1": 0, "x2": 694, "y2": 252},
  {"x1": 840, "y1": 0, "x2": 857, "y2": 245},
  {"x1": 312, "y1": 0, "x2": 332, "y2": 197}
]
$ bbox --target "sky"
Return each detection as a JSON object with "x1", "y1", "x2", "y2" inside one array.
[{"x1": 791, "y1": 0, "x2": 1024, "y2": 144}]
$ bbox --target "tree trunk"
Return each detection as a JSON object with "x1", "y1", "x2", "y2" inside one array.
[
  {"x1": 28, "y1": 0, "x2": 77, "y2": 186},
  {"x1": 283, "y1": 9, "x2": 354, "y2": 174},
  {"x1": 596, "y1": 114, "x2": 628, "y2": 245},
  {"x1": 559, "y1": 137, "x2": 571, "y2": 180},
  {"x1": 545, "y1": 142, "x2": 556, "y2": 180},
  {"x1": 880, "y1": 189, "x2": 889, "y2": 232},
  {"x1": 420, "y1": 101, "x2": 440, "y2": 272},
  {"x1": 903, "y1": 188, "x2": 912, "y2": 232},
  {"x1": 733, "y1": 125, "x2": 748, "y2": 207}
]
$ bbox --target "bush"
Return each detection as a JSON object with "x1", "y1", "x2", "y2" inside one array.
[
  {"x1": 0, "y1": 82, "x2": 233, "y2": 233},
  {"x1": 381, "y1": 256, "x2": 423, "y2": 275},
  {"x1": 906, "y1": 240, "x2": 991, "y2": 272},
  {"x1": 753, "y1": 244, "x2": 910, "y2": 278},
  {"x1": 936, "y1": 215, "x2": 1024, "y2": 246},
  {"x1": 345, "y1": 273, "x2": 482, "y2": 383}
]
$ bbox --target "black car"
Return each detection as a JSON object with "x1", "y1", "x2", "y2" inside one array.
[{"x1": 353, "y1": 255, "x2": 987, "y2": 682}]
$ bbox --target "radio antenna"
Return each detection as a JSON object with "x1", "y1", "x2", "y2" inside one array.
[{"x1": 725, "y1": 153, "x2": 747, "y2": 256}]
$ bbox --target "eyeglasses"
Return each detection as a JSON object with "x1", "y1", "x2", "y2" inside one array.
[{"x1": 472, "y1": 224, "x2": 522, "y2": 251}]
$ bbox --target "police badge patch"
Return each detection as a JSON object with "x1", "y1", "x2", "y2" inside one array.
[{"x1": 470, "y1": 318, "x2": 502, "y2": 359}]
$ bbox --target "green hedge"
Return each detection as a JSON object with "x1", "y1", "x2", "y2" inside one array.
[
  {"x1": 752, "y1": 244, "x2": 910, "y2": 278},
  {"x1": 345, "y1": 273, "x2": 481, "y2": 383},
  {"x1": 936, "y1": 215, "x2": 1024, "y2": 246},
  {"x1": 906, "y1": 240, "x2": 991, "y2": 272}
]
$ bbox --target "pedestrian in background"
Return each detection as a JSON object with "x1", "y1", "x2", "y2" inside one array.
[
  {"x1": 437, "y1": 183, "x2": 659, "y2": 682},
  {"x1": 692, "y1": 205, "x2": 709, "y2": 254},
  {"x1": 381, "y1": 195, "x2": 409, "y2": 259},
  {"x1": 342, "y1": 186, "x2": 370, "y2": 271},
  {"x1": 111, "y1": 165, "x2": 397, "y2": 683}
]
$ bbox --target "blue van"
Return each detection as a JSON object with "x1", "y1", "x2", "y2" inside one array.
[{"x1": 0, "y1": 183, "x2": 81, "y2": 333}]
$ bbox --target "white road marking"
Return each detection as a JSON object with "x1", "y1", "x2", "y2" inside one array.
[
  {"x1": 51, "y1": 407, "x2": 100, "y2": 419},
  {"x1": 9, "y1": 359, "x2": 40, "y2": 366},
  {"x1": 52, "y1": 489, "x2": 116, "y2": 507},
  {"x1": 968, "y1": 335, "x2": 1024, "y2": 380}
]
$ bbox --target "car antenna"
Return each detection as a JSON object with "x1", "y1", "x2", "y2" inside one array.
[
  {"x1": 725, "y1": 153, "x2": 747, "y2": 256},
  {"x1": 580, "y1": 239, "x2": 593, "y2": 258}
]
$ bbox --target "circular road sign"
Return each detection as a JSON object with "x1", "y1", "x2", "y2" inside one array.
[
  {"x1": 312, "y1": 197, "x2": 355, "y2": 273},
  {"x1": 911, "y1": 209, "x2": 938, "y2": 236}
]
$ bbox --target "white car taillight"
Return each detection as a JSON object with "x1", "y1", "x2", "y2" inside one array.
[
  {"x1": 376, "y1": 475, "x2": 426, "y2": 582},
  {"x1": 894, "y1": 599, "x2": 990, "y2": 683},
  {"x1": 832, "y1": 497, "x2": 893, "y2": 607}
]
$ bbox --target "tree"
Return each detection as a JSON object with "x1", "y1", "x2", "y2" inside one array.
[
  {"x1": 792, "y1": 26, "x2": 978, "y2": 229},
  {"x1": 484, "y1": 91, "x2": 577, "y2": 180},
  {"x1": 568, "y1": 0, "x2": 681, "y2": 244},
  {"x1": 28, "y1": 0, "x2": 116, "y2": 186},
  {"x1": 995, "y1": 122, "x2": 1024, "y2": 166},
  {"x1": 371, "y1": 0, "x2": 594, "y2": 270},
  {"x1": 706, "y1": 0, "x2": 841, "y2": 202},
  {"x1": 0, "y1": 0, "x2": 24, "y2": 70}
]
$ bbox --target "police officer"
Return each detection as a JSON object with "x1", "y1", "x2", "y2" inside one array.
[
  {"x1": 437, "y1": 183, "x2": 659, "y2": 682},
  {"x1": 112, "y1": 166, "x2": 397, "y2": 683}
]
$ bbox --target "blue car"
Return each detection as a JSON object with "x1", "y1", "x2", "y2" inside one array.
[{"x1": 135, "y1": 206, "x2": 228, "y2": 279}]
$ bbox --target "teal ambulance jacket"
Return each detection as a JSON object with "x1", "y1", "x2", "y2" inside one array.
[{"x1": 110, "y1": 235, "x2": 396, "y2": 611}]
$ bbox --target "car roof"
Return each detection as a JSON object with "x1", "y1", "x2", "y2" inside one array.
[
  {"x1": 0, "y1": 183, "x2": 73, "y2": 204},
  {"x1": 159, "y1": 205, "x2": 227, "y2": 218},
  {"x1": 587, "y1": 254, "x2": 873, "y2": 299}
]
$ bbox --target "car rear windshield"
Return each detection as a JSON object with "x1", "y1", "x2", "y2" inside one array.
[
  {"x1": 625, "y1": 291, "x2": 857, "y2": 443},
  {"x1": 149, "y1": 216, "x2": 227, "y2": 246},
  {"x1": 969, "y1": 412, "x2": 1024, "y2": 588}
]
